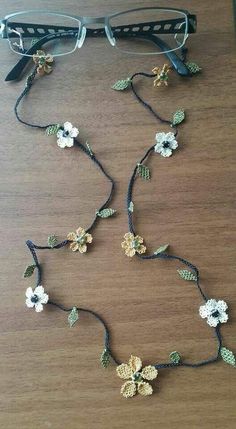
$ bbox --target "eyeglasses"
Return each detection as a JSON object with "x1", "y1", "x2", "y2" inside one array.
[{"x1": 0, "y1": 8, "x2": 197, "y2": 81}]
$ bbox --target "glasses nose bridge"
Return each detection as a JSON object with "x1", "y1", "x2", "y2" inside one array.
[
  {"x1": 82, "y1": 16, "x2": 106, "y2": 25},
  {"x1": 79, "y1": 16, "x2": 116, "y2": 47}
]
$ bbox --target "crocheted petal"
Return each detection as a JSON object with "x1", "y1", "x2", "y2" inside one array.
[
  {"x1": 35, "y1": 303, "x2": 44, "y2": 313},
  {"x1": 154, "y1": 143, "x2": 163, "y2": 154},
  {"x1": 218, "y1": 312, "x2": 228, "y2": 324},
  {"x1": 207, "y1": 315, "x2": 219, "y2": 327},
  {"x1": 121, "y1": 241, "x2": 129, "y2": 249},
  {"x1": 206, "y1": 299, "x2": 217, "y2": 311},
  {"x1": 165, "y1": 132, "x2": 176, "y2": 142},
  {"x1": 124, "y1": 232, "x2": 134, "y2": 242},
  {"x1": 44, "y1": 64, "x2": 53, "y2": 74},
  {"x1": 57, "y1": 137, "x2": 67, "y2": 148},
  {"x1": 26, "y1": 298, "x2": 35, "y2": 308},
  {"x1": 141, "y1": 365, "x2": 158, "y2": 381},
  {"x1": 85, "y1": 233, "x2": 93, "y2": 243},
  {"x1": 70, "y1": 242, "x2": 79, "y2": 252},
  {"x1": 155, "y1": 132, "x2": 166, "y2": 144},
  {"x1": 70, "y1": 127, "x2": 79, "y2": 138},
  {"x1": 121, "y1": 381, "x2": 136, "y2": 398},
  {"x1": 76, "y1": 227, "x2": 85, "y2": 236},
  {"x1": 37, "y1": 66, "x2": 45, "y2": 76},
  {"x1": 125, "y1": 247, "x2": 136, "y2": 257},
  {"x1": 65, "y1": 137, "x2": 74, "y2": 148},
  {"x1": 216, "y1": 300, "x2": 228, "y2": 312},
  {"x1": 40, "y1": 293, "x2": 49, "y2": 305},
  {"x1": 56, "y1": 129, "x2": 63, "y2": 138},
  {"x1": 137, "y1": 381, "x2": 153, "y2": 396},
  {"x1": 67, "y1": 232, "x2": 77, "y2": 242},
  {"x1": 161, "y1": 148, "x2": 172, "y2": 157},
  {"x1": 116, "y1": 363, "x2": 133, "y2": 379},
  {"x1": 199, "y1": 304, "x2": 208, "y2": 318},
  {"x1": 137, "y1": 245, "x2": 146, "y2": 255},
  {"x1": 63, "y1": 122, "x2": 73, "y2": 132},
  {"x1": 79, "y1": 244, "x2": 87, "y2": 253},
  {"x1": 169, "y1": 140, "x2": 178, "y2": 150},
  {"x1": 135, "y1": 235, "x2": 143, "y2": 244},
  {"x1": 37, "y1": 50, "x2": 46, "y2": 56},
  {"x1": 46, "y1": 54, "x2": 54, "y2": 63},
  {"x1": 34, "y1": 286, "x2": 45, "y2": 299},
  {"x1": 25, "y1": 287, "x2": 33, "y2": 298},
  {"x1": 129, "y1": 355, "x2": 142, "y2": 372}
]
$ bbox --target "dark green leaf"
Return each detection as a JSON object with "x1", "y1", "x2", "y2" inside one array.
[
  {"x1": 154, "y1": 244, "x2": 169, "y2": 255},
  {"x1": 30, "y1": 38, "x2": 39, "y2": 47},
  {"x1": 46, "y1": 124, "x2": 61, "y2": 136},
  {"x1": 185, "y1": 62, "x2": 201, "y2": 74},
  {"x1": 100, "y1": 349, "x2": 110, "y2": 368},
  {"x1": 47, "y1": 235, "x2": 58, "y2": 248},
  {"x1": 23, "y1": 264, "x2": 36, "y2": 278},
  {"x1": 96, "y1": 208, "x2": 116, "y2": 218},
  {"x1": 177, "y1": 269, "x2": 197, "y2": 281},
  {"x1": 172, "y1": 109, "x2": 185, "y2": 126},
  {"x1": 220, "y1": 347, "x2": 236, "y2": 367},
  {"x1": 169, "y1": 351, "x2": 181, "y2": 364},
  {"x1": 137, "y1": 164, "x2": 150, "y2": 180},
  {"x1": 68, "y1": 307, "x2": 79, "y2": 327},
  {"x1": 112, "y1": 78, "x2": 131, "y2": 91}
]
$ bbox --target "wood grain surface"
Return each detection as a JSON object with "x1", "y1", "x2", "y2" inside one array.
[{"x1": 0, "y1": 1, "x2": 235, "y2": 428}]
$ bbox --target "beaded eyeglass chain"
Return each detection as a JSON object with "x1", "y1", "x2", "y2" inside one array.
[{"x1": 13, "y1": 50, "x2": 235, "y2": 398}]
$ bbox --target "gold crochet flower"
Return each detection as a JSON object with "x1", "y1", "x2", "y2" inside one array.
[
  {"x1": 152, "y1": 64, "x2": 172, "y2": 87},
  {"x1": 67, "y1": 227, "x2": 93, "y2": 253},
  {"x1": 116, "y1": 355, "x2": 158, "y2": 398},
  {"x1": 33, "y1": 50, "x2": 54, "y2": 76},
  {"x1": 121, "y1": 232, "x2": 146, "y2": 257}
]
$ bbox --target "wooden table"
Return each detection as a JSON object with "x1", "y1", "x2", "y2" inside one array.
[{"x1": 0, "y1": 1, "x2": 235, "y2": 428}]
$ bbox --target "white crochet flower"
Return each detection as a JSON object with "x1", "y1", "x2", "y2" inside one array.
[
  {"x1": 57, "y1": 121, "x2": 79, "y2": 148},
  {"x1": 154, "y1": 132, "x2": 178, "y2": 157},
  {"x1": 199, "y1": 299, "x2": 228, "y2": 327},
  {"x1": 25, "y1": 286, "x2": 49, "y2": 312}
]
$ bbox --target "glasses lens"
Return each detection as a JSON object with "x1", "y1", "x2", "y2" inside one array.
[
  {"x1": 110, "y1": 8, "x2": 187, "y2": 54},
  {"x1": 6, "y1": 12, "x2": 80, "y2": 56}
]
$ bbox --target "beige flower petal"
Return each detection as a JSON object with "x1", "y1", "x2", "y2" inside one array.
[
  {"x1": 137, "y1": 245, "x2": 146, "y2": 255},
  {"x1": 37, "y1": 66, "x2": 45, "y2": 76},
  {"x1": 137, "y1": 381, "x2": 153, "y2": 396},
  {"x1": 67, "y1": 232, "x2": 77, "y2": 242},
  {"x1": 44, "y1": 64, "x2": 53, "y2": 74},
  {"x1": 85, "y1": 233, "x2": 93, "y2": 243},
  {"x1": 135, "y1": 235, "x2": 144, "y2": 244},
  {"x1": 129, "y1": 355, "x2": 142, "y2": 373},
  {"x1": 79, "y1": 243, "x2": 87, "y2": 253},
  {"x1": 116, "y1": 363, "x2": 133, "y2": 380},
  {"x1": 46, "y1": 54, "x2": 54, "y2": 63},
  {"x1": 121, "y1": 241, "x2": 129, "y2": 249},
  {"x1": 120, "y1": 381, "x2": 136, "y2": 398},
  {"x1": 70, "y1": 242, "x2": 79, "y2": 252},
  {"x1": 124, "y1": 232, "x2": 134, "y2": 242},
  {"x1": 125, "y1": 248, "x2": 136, "y2": 257},
  {"x1": 76, "y1": 227, "x2": 85, "y2": 236},
  {"x1": 141, "y1": 365, "x2": 158, "y2": 381}
]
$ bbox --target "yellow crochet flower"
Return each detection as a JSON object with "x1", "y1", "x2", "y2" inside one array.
[
  {"x1": 33, "y1": 50, "x2": 54, "y2": 76},
  {"x1": 116, "y1": 355, "x2": 158, "y2": 398},
  {"x1": 67, "y1": 227, "x2": 93, "y2": 253},
  {"x1": 121, "y1": 232, "x2": 146, "y2": 257},
  {"x1": 152, "y1": 64, "x2": 171, "y2": 87}
]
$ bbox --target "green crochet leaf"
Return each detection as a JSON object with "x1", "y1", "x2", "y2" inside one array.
[
  {"x1": 128, "y1": 201, "x2": 134, "y2": 213},
  {"x1": 96, "y1": 208, "x2": 116, "y2": 218},
  {"x1": 154, "y1": 244, "x2": 169, "y2": 255},
  {"x1": 177, "y1": 269, "x2": 197, "y2": 281},
  {"x1": 112, "y1": 78, "x2": 131, "y2": 91},
  {"x1": 68, "y1": 307, "x2": 79, "y2": 327},
  {"x1": 45, "y1": 124, "x2": 61, "y2": 136},
  {"x1": 169, "y1": 351, "x2": 181, "y2": 364},
  {"x1": 100, "y1": 349, "x2": 110, "y2": 368},
  {"x1": 23, "y1": 264, "x2": 36, "y2": 278},
  {"x1": 172, "y1": 109, "x2": 185, "y2": 126},
  {"x1": 185, "y1": 62, "x2": 201, "y2": 74},
  {"x1": 220, "y1": 347, "x2": 236, "y2": 367},
  {"x1": 137, "y1": 164, "x2": 150, "y2": 180},
  {"x1": 86, "y1": 142, "x2": 93, "y2": 157},
  {"x1": 47, "y1": 235, "x2": 58, "y2": 248},
  {"x1": 30, "y1": 38, "x2": 39, "y2": 47}
]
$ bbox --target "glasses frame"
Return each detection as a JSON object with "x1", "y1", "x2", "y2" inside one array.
[{"x1": 0, "y1": 7, "x2": 197, "y2": 81}]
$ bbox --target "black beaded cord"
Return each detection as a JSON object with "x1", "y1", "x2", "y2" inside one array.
[{"x1": 21, "y1": 64, "x2": 225, "y2": 371}]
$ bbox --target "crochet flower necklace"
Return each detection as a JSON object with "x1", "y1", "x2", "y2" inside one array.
[{"x1": 16, "y1": 51, "x2": 235, "y2": 399}]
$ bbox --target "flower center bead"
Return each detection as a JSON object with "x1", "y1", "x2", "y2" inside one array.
[
  {"x1": 63, "y1": 130, "x2": 70, "y2": 137},
  {"x1": 39, "y1": 57, "x2": 46, "y2": 65},
  {"x1": 77, "y1": 234, "x2": 86, "y2": 244},
  {"x1": 212, "y1": 310, "x2": 220, "y2": 318},
  {"x1": 131, "y1": 239, "x2": 140, "y2": 249},
  {"x1": 132, "y1": 372, "x2": 143, "y2": 383},
  {"x1": 31, "y1": 294, "x2": 39, "y2": 303},
  {"x1": 163, "y1": 141, "x2": 170, "y2": 148}
]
